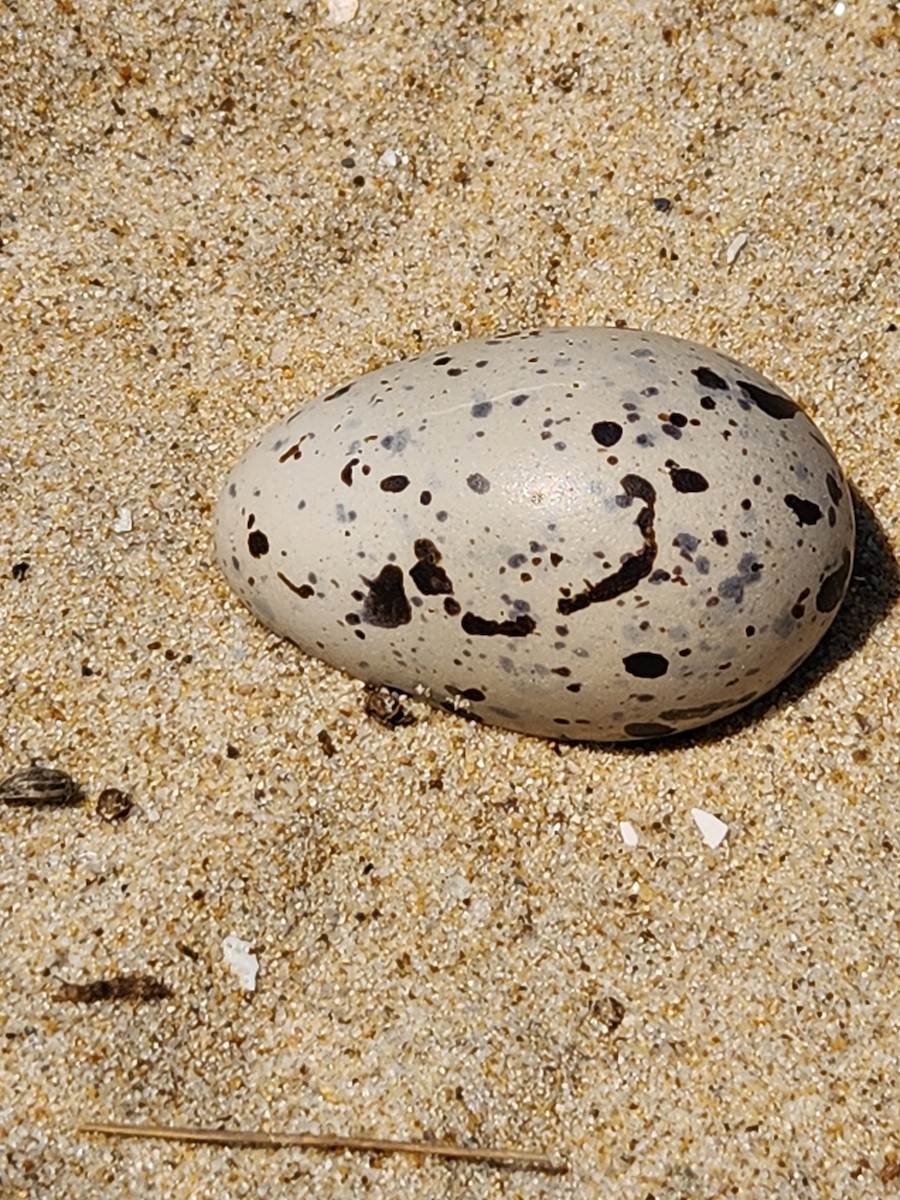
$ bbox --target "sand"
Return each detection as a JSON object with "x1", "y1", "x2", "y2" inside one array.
[{"x1": 2, "y1": 1, "x2": 899, "y2": 1196}]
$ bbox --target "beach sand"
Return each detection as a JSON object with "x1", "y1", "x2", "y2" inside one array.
[{"x1": 2, "y1": 1, "x2": 899, "y2": 1196}]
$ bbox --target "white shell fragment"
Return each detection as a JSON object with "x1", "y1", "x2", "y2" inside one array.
[
  {"x1": 725, "y1": 231, "x2": 750, "y2": 266},
  {"x1": 222, "y1": 935, "x2": 259, "y2": 992},
  {"x1": 111, "y1": 505, "x2": 133, "y2": 533},
  {"x1": 619, "y1": 820, "x2": 640, "y2": 847},
  {"x1": 214, "y1": 327, "x2": 855, "y2": 744},
  {"x1": 325, "y1": 0, "x2": 358, "y2": 22},
  {"x1": 691, "y1": 807, "x2": 729, "y2": 848}
]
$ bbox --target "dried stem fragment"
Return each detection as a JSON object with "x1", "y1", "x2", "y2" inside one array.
[{"x1": 80, "y1": 1120, "x2": 566, "y2": 1173}]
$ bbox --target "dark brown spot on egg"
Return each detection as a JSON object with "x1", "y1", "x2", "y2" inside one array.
[
  {"x1": 409, "y1": 538, "x2": 454, "y2": 596},
  {"x1": 624, "y1": 721, "x2": 676, "y2": 738},
  {"x1": 784, "y1": 494, "x2": 823, "y2": 526},
  {"x1": 816, "y1": 548, "x2": 852, "y2": 613},
  {"x1": 738, "y1": 379, "x2": 799, "y2": 419},
  {"x1": 361, "y1": 564, "x2": 412, "y2": 628},
  {"x1": 321, "y1": 383, "x2": 352, "y2": 403},
  {"x1": 248, "y1": 530, "x2": 269, "y2": 557},
  {"x1": 278, "y1": 572, "x2": 314, "y2": 598},
  {"x1": 461, "y1": 612, "x2": 536, "y2": 637},
  {"x1": 669, "y1": 465, "x2": 709, "y2": 493},
  {"x1": 380, "y1": 474, "x2": 410, "y2": 493},
  {"x1": 591, "y1": 420, "x2": 623, "y2": 448},
  {"x1": 693, "y1": 366, "x2": 729, "y2": 390},
  {"x1": 558, "y1": 475, "x2": 658, "y2": 615},
  {"x1": 623, "y1": 651, "x2": 669, "y2": 679},
  {"x1": 447, "y1": 685, "x2": 486, "y2": 703}
]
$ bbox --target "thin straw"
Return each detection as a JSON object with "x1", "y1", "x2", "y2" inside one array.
[{"x1": 80, "y1": 1120, "x2": 567, "y2": 1174}]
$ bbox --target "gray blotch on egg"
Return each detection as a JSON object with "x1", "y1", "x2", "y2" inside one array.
[{"x1": 214, "y1": 327, "x2": 855, "y2": 743}]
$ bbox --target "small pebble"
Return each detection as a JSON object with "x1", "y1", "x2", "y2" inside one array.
[{"x1": 96, "y1": 787, "x2": 133, "y2": 823}]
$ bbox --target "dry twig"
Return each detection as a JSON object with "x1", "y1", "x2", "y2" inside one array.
[{"x1": 80, "y1": 1120, "x2": 566, "y2": 1174}]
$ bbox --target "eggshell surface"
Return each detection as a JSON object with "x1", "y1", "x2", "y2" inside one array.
[{"x1": 214, "y1": 328, "x2": 855, "y2": 742}]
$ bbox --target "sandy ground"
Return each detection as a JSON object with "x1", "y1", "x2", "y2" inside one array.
[{"x1": 2, "y1": 1, "x2": 899, "y2": 1197}]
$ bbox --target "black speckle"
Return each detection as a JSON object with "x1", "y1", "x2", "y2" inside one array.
[
  {"x1": 624, "y1": 721, "x2": 676, "y2": 738},
  {"x1": 738, "y1": 379, "x2": 799, "y2": 419},
  {"x1": 784, "y1": 494, "x2": 823, "y2": 526},
  {"x1": 409, "y1": 538, "x2": 454, "y2": 596},
  {"x1": 693, "y1": 366, "x2": 729, "y2": 390},
  {"x1": 669, "y1": 466, "x2": 709, "y2": 494},
  {"x1": 592, "y1": 420, "x2": 623, "y2": 448},
  {"x1": 712, "y1": 529, "x2": 729, "y2": 546},
  {"x1": 558, "y1": 475, "x2": 658, "y2": 615},
  {"x1": 826, "y1": 473, "x2": 844, "y2": 505},
  {"x1": 432, "y1": 355, "x2": 452, "y2": 366},
  {"x1": 461, "y1": 612, "x2": 536, "y2": 638},
  {"x1": 700, "y1": 395, "x2": 716, "y2": 411},
  {"x1": 322, "y1": 383, "x2": 352, "y2": 403},
  {"x1": 816, "y1": 548, "x2": 852, "y2": 613},
  {"x1": 278, "y1": 572, "x2": 314, "y2": 598},
  {"x1": 420, "y1": 490, "x2": 432, "y2": 505},
  {"x1": 658, "y1": 697, "x2": 741, "y2": 721},
  {"x1": 248, "y1": 530, "x2": 269, "y2": 558},
  {"x1": 361, "y1": 564, "x2": 412, "y2": 628},
  {"x1": 511, "y1": 393, "x2": 530, "y2": 406},
  {"x1": 380, "y1": 474, "x2": 410, "y2": 493},
  {"x1": 623, "y1": 651, "x2": 669, "y2": 679},
  {"x1": 340, "y1": 458, "x2": 359, "y2": 486},
  {"x1": 448, "y1": 686, "x2": 486, "y2": 703},
  {"x1": 467, "y1": 473, "x2": 491, "y2": 494},
  {"x1": 444, "y1": 596, "x2": 461, "y2": 616},
  {"x1": 471, "y1": 401, "x2": 493, "y2": 418}
]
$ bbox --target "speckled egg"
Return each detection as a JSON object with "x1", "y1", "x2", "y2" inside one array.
[{"x1": 214, "y1": 327, "x2": 855, "y2": 742}]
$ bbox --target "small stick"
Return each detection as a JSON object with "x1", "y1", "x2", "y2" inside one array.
[{"x1": 80, "y1": 1120, "x2": 567, "y2": 1174}]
